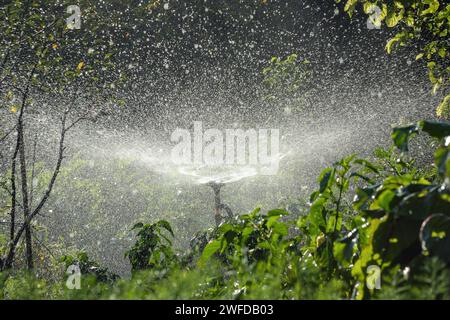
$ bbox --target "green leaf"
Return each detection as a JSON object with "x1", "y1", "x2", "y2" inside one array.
[
  {"x1": 353, "y1": 185, "x2": 379, "y2": 210},
  {"x1": 350, "y1": 172, "x2": 375, "y2": 184},
  {"x1": 131, "y1": 222, "x2": 144, "y2": 230},
  {"x1": 266, "y1": 209, "x2": 289, "y2": 217},
  {"x1": 319, "y1": 168, "x2": 334, "y2": 193},
  {"x1": 419, "y1": 121, "x2": 450, "y2": 139},
  {"x1": 385, "y1": 32, "x2": 406, "y2": 54},
  {"x1": 198, "y1": 239, "x2": 221, "y2": 267},
  {"x1": 223, "y1": 230, "x2": 238, "y2": 249},
  {"x1": 392, "y1": 124, "x2": 420, "y2": 152},
  {"x1": 156, "y1": 220, "x2": 174, "y2": 236},
  {"x1": 421, "y1": 0, "x2": 440, "y2": 16},
  {"x1": 333, "y1": 230, "x2": 358, "y2": 268},
  {"x1": 376, "y1": 190, "x2": 396, "y2": 212},
  {"x1": 271, "y1": 222, "x2": 288, "y2": 236},
  {"x1": 344, "y1": 0, "x2": 358, "y2": 17},
  {"x1": 354, "y1": 159, "x2": 380, "y2": 175},
  {"x1": 266, "y1": 215, "x2": 282, "y2": 228},
  {"x1": 242, "y1": 226, "x2": 254, "y2": 241},
  {"x1": 434, "y1": 146, "x2": 450, "y2": 178},
  {"x1": 242, "y1": 207, "x2": 261, "y2": 220},
  {"x1": 309, "y1": 196, "x2": 327, "y2": 233},
  {"x1": 386, "y1": 9, "x2": 404, "y2": 27},
  {"x1": 436, "y1": 94, "x2": 450, "y2": 118}
]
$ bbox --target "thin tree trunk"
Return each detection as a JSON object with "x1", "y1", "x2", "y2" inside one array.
[
  {"x1": 18, "y1": 119, "x2": 33, "y2": 270},
  {"x1": 1, "y1": 81, "x2": 83, "y2": 272},
  {"x1": 9, "y1": 131, "x2": 20, "y2": 253},
  {"x1": 29, "y1": 134, "x2": 38, "y2": 207},
  {"x1": 5, "y1": 64, "x2": 36, "y2": 271},
  {"x1": 17, "y1": 83, "x2": 33, "y2": 270},
  {"x1": 3, "y1": 109, "x2": 67, "y2": 270}
]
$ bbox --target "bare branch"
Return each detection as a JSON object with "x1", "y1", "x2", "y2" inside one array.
[
  {"x1": 65, "y1": 111, "x2": 97, "y2": 132},
  {"x1": 0, "y1": 50, "x2": 11, "y2": 87},
  {"x1": 30, "y1": 113, "x2": 67, "y2": 220},
  {"x1": 31, "y1": 230, "x2": 58, "y2": 262},
  {"x1": 1, "y1": 183, "x2": 24, "y2": 211},
  {"x1": 0, "y1": 124, "x2": 17, "y2": 144},
  {"x1": 29, "y1": 133, "x2": 38, "y2": 206}
]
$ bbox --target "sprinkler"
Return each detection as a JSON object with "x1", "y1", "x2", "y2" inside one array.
[{"x1": 207, "y1": 181, "x2": 234, "y2": 226}]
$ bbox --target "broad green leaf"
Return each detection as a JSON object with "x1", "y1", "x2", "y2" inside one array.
[
  {"x1": 419, "y1": 120, "x2": 450, "y2": 139},
  {"x1": 333, "y1": 232, "x2": 358, "y2": 268},
  {"x1": 271, "y1": 222, "x2": 288, "y2": 236},
  {"x1": 198, "y1": 239, "x2": 221, "y2": 267},
  {"x1": 354, "y1": 159, "x2": 380, "y2": 174},
  {"x1": 156, "y1": 220, "x2": 174, "y2": 236},
  {"x1": 344, "y1": 0, "x2": 358, "y2": 17},
  {"x1": 392, "y1": 124, "x2": 420, "y2": 152},
  {"x1": 386, "y1": 9, "x2": 404, "y2": 27},
  {"x1": 436, "y1": 94, "x2": 450, "y2": 118},
  {"x1": 421, "y1": 0, "x2": 440, "y2": 16},
  {"x1": 434, "y1": 146, "x2": 450, "y2": 178},
  {"x1": 131, "y1": 222, "x2": 144, "y2": 230},
  {"x1": 376, "y1": 190, "x2": 395, "y2": 212},
  {"x1": 266, "y1": 209, "x2": 289, "y2": 217},
  {"x1": 319, "y1": 168, "x2": 334, "y2": 193}
]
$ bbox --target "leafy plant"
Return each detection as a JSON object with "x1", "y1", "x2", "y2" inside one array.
[
  {"x1": 125, "y1": 220, "x2": 177, "y2": 272},
  {"x1": 338, "y1": 120, "x2": 449, "y2": 299},
  {"x1": 61, "y1": 251, "x2": 118, "y2": 283},
  {"x1": 198, "y1": 208, "x2": 293, "y2": 267}
]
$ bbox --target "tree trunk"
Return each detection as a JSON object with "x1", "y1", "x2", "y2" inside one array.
[
  {"x1": 18, "y1": 116, "x2": 33, "y2": 270},
  {"x1": 1, "y1": 64, "x2": 36, "y2": 271},
  {"x1": 9, "y1": 130, "x2": 20, "y2": 255}
]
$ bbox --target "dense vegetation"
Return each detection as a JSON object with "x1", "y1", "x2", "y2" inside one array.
[
  {"x1": 0, "y1": 0, "x2": 449, "y2": 300},
  {"x1": 0, "y1": 120, "x2": 449, "y2": 299}
]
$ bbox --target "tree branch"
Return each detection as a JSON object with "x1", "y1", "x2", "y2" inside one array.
[{"x1": 0, "y1": 124, "x2": 17, "y2": 144}]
